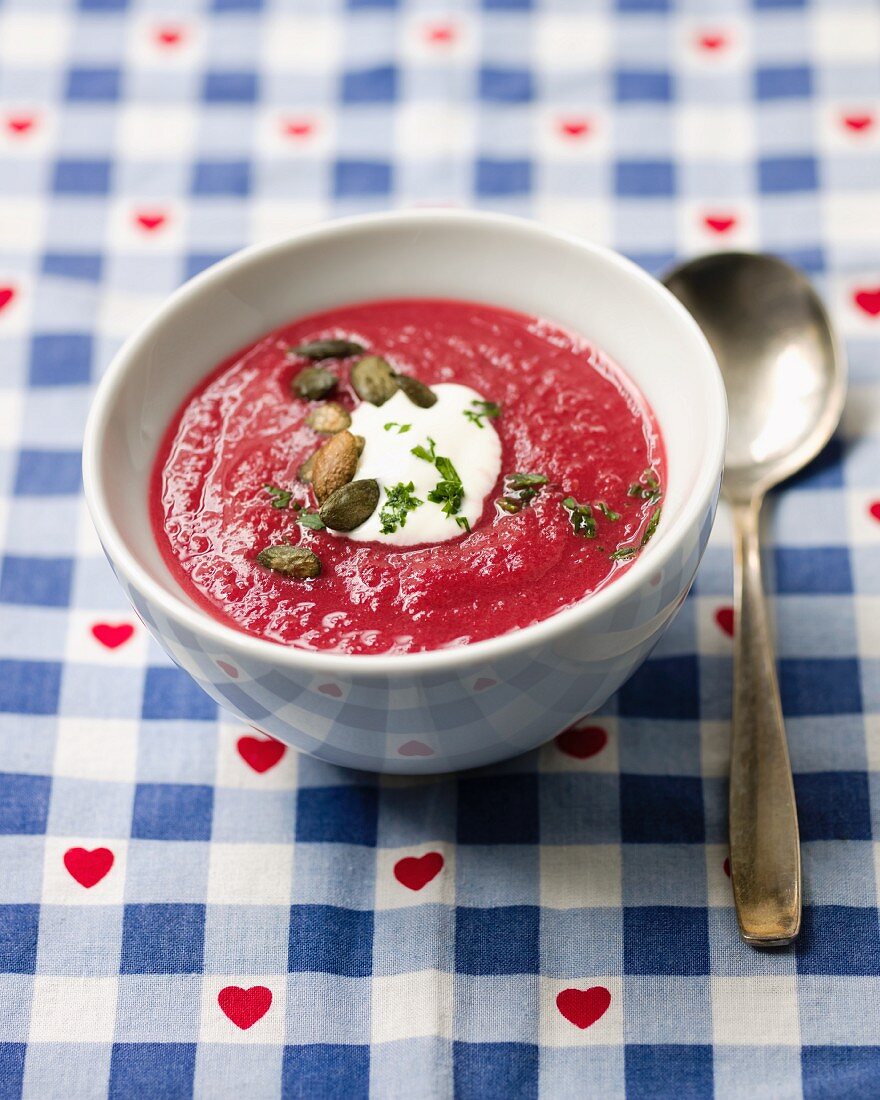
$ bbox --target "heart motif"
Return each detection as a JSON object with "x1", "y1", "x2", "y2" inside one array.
[
  {"x1": 698, "y1": 33, "x2": 726, "y2": 51},
  {"x1": 135, "y1": 212, "x2": 166, "y2": 232},
  {"x1": 283, "y1": 119, "x2": 314, "y2": 138},
  {"x1": 156, "y1": 26, "x2": 184, "y2": 46},
  {"x1": 394, "y1": 851, "x2": 444, "y2": 891},
  {"x1": 216, "y1": 660, "x2": 239, "y2": 679},
  {"x1": 854, "y1": 289, "x2": 880, "y2": 317},
  {"x1": 556, "y1": 986, "x2": 612, "y2": 1030},
  {"x1": 559, "y1": 118, "x2": 589, "y2": 138},
  {"x1": 869, "y1": 502, "x2": 880, "y2": 523},
  {"x1": 723, "y1": 857, "x2": 731, "y2": 878},
  {"x1": 0, "y1": 287, "x2": 15, "y2": 313},
  {"x1": 555, "y1": 724, "x2": 608, "y2": 760},
  {"x1": 473, "y1": 677, "x2": 496, "y2": 692},
  {"x1": 398, "y1": 740, "x2": 434, "y2": 757},
  {"x1": 7, "y1": 116, "x2": 35, "y2": 135},
  {"x1": 218, "y1": 986, "x2": 272, "y2": 1030},
  {"x1": 237, "y1": 735, "x2": 286, "y2": 774},
  {"x1": 426, "y1": 23, "x2": 456, "y2": 43},
  {"x1": 318, "y1": 683, "x2": 342, "y2": 698},
  {"x1": 64, "y1": 847, "x2": 114, "y2": 888},
  {"x1": 843, "y1": 114, "x2": 873, "y2": 133},
  {"x1": 92, "y1": 622, "x2": 134, "y2": 649},
  {"x1": 704, "y1": 214, "x2": 736, "y2": 233},
  {"x1": 715, "y1": 607, "x2": 734, "y2": 637}
]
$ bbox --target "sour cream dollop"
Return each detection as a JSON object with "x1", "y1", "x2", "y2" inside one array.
[{"x1": 344, "y1": 383, "x2": 502, "y2": 546}]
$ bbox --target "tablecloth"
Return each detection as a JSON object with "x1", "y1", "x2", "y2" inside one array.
[{"x1": 1, "y1": 0, "x2": 879, "y2": 1096}]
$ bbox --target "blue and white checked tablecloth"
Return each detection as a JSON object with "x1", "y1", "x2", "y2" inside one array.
[{"x1": 1, "y1": 0, "x2": 880, "y2": 1096}]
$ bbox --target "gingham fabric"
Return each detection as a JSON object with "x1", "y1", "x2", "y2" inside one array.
[{"x1": 1, "y1": 0, "x2": 879, "y2": 1097}]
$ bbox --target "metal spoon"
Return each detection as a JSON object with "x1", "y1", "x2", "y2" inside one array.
[{"x1": 664, "y1": 252, "x2": 846, "y2": 947}]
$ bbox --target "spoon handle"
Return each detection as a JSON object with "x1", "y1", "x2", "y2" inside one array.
[{"x1": 729, "y1": 498, "x2": 801, "y2": 946}]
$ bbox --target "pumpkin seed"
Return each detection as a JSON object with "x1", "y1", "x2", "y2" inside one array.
[
  {"x1": 307, "y1": 401, "x2": 351, "y2": 434},
  {"x1": 290, "y1": 338, "x2": 364, "y2": 361},
  {"x1": 351, "y1": 356, "x2": 398, "y2": 406},
  {"x1": 352, "y1": 434, "x2": 366, "y2": 455},
  {"x1": 496, "y1": 497, "x2": 521, "y2": 515},
  {"x1": 257, "y1": 544, "x2": 321, "y2": 579},
  {"x1": 320, "y1": 478, "x2": 380, "y2": 532},
  {"x1": 312, "y1": 430, "x2": 360, "y2": 503},
  {"x1": 298, "y1": 452, "x2": 316, "y2": 484},
  {"x1": 395, "y1": 373, "x2": 437, "y2": 408},
  {"x1": 291, "y1": 366, "x2": 338, "y2": 400}
]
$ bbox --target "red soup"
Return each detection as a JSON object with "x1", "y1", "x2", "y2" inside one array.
[{"x1": 151, "y1": 298, "x2": 665, "y2": 654}]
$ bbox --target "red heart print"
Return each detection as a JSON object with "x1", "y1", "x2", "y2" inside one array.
[
  {"x1": 135, "y1": 211, "x2": 166, "y2": 232},
  {"x1": 715, "y1": 607, "x2": 734, "y2": 637},
  {"x1": 92, "y1": 622, "x2": 134, "y2": 649},
  {"x1": 394, "y1": 852, "x2": 444, "y2": 891},
  {"x1": 843, "y1": 114, "x2": 873, "y2": 133},
  {"x1": 218, "y1": 986, "x2": 272, "y2": 1030},
  {"x1": 555, "y1": 724, "x2": 608, "y2": 760},
  {"x1": 473, "y1": 678, "x2": 496, "y2": 692},
  {"x1": 556, "y1": 986, "x2": 611, "y2": 1030},
  {"x1": 0, "y1": 287, "x2": 15, "y2": 313},
  {"x1": 704, "y1": 214, "x2": 736, "y2": 233},
  {"x1": 697, "y1": 32, "x2": 726, "y2": 51},
  {"x1": 7, "y1": 116, "x2": 35, "y2": 135},
  {"x1": 868, "y1": 502, "x2": 880, "y2": 523},
  {"x1": 318, "y1": 683, "x2": 342, "y2": 698},
  {"x1": 559, "y1": 118, "x2": 589, "y2": 138},
  {"x1": 64, "y1": 847, "x2": 114, "y2": 888},
  {"x1": 216, "y1": 660, "x2": 239, "y2": 678},
  {"x1": 398, "y1": 740, "x2": 434, "y2": 757},
  {"x1": 854, "y1": 289, "x2": 880, "y2": 317},
  {"x1": 426, "y1": 23, "x2": 456, "y2": 43},
  {"x1": 723, "y1": 857, "x2": 731, "y2": 878},
  {"x1": 283, "y1": 119, "x2": 314, "y2": 138},
  {"x1": 237, "y1": 735, "x2": 286, "y2": 774},
  {"x1": 156, "y1": 26, "x2": 183, "y2": 47}
]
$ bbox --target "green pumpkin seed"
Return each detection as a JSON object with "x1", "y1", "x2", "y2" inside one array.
[
  {"x1": 307, "y1": 401, "x2": 351, "y2": 434},
  {"x1": 291, "y1": 366, "x2": 338, "y2": 400},
  {"x1": 311, "y1": 430, "x2": 360, "y2": 503},
  {"x1": 507, "y1": 472, "x2": 548, "y2": 491},
  {"x1": 319, "y1": 479, "x2": 380, "y2": 532},
  {"x1": 290, "y1": 338, "x2": 365, "y2": 361},
  {"x1": 257, "y1": 544, "x2": 321, "y2": 579},
  {"x1": 395, "y1": 373, "x2": 437, "y2": 408},
  {"x1": 351, "y1": 356, "x2": 398, "y2": 406}
]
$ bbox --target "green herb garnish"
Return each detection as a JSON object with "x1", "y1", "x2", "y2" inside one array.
[
  {"x1": 379, "y1": 481, "x2": 423, "y2": 535},
  {"x1": 463, "y1": 399, "x2": 501, "y2": 429},
  {"x1": 641, "y1": 506, "x2": 662, "y2": 546},
  {"x1": 384, "y1": 422, "x2": 412, "y2": 434},
  {"x1": 507, "y1": 472, "x2": 548, "y2": 491},
  {"x1": 455, "y1": 516, "x2": 471, "y2": 533},
  {"x1": 610, "y1": 546, "x2": 637, "y2": 560},
  {"x1": 562, "y1": 496, "x2": 597, "y2": 538},
  {"x1": 411, "y1": 437, "x2": 437, "y2": 464},
  {"x1": 264, "y1": 483, "x2": 294, "y2": 510},
  {"x1": 428, "y1": 455, "x2": 465, "y2": 517},
  {"x1": 596, "y1": 501, "x2": 620, "y2": 521},
  {"x1": 297, "y1": 510, "x2": 326, "y2": 531},
  {"x1": 627, "y1": 468, "x2": 662, "y2": 504}
]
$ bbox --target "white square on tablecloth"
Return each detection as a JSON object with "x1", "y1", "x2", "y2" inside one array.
[
  {"x1": 0, "y1": 200, "x2": 45, "y2": 253},
  {"x1": 678, "y1": 106, "x2": 754, "y2": 160},
  {"x1": 371, "y1": 970, "x2": 454, "y2": 1043},
  {"x1": 812, "y1": 10, "x2": 880, "y2": 63},
  {"x1": 540, "y1": 845, "x2": 621, "y2": 909},
  {"x1": 41, "y1": 836, "x2": 127, "y2": 906},
  {"x1": 712, "y1": 976, "x2": 801, "y2": 1045},
  {"x1": 115, "y1": 105, "x2": 197, "y2": 161},
  {"x1": 199, "y1": 975, "x2": 287, "y2": 1045},
  {"x1": 0, "y1": 13, "x2": 69, "y2": 66},
  {"x1": 54, "y1": 718, "x2": 139, "y2": 784},
  {"x1": 206, "y1": 842, "x2": 294, "y2": 906},
  {"x1": 249, "y1": 202, "x2": 328, "y2": 247},
  {"x1": 395, "y1": 104, "x2": 473, "y2": 158},
  {"x1": 374, "y1": 843, "x2": 455, "y2": 911},
  {"x1": 214, "y1": 723, "x2": 299, "y2": 791},
  {"x1": 261, "y1": 16, "x2": 340, "y2": 72},
  {"x1": 539, "y1": 975, "x2": 622, "y2": 1048},
  {"x1": 29, "y1": 976, "x2": 119, "y2": 1042},
  {"x1": 64, "y1": 611, "x2": 149, "y2": 669},
  {"x1": 536, "y1": 15, "x2": 610, "y2": 68}
]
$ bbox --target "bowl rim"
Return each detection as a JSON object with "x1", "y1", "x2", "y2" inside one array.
[{"x1": 82, "y1": 209, "x2": 727, "y2": 677}]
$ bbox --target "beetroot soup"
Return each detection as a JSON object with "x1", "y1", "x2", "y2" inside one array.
[{"x1": 151, "y1": 298, "x2": 665, "y2": 654}]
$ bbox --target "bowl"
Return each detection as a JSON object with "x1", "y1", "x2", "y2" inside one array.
[{"x1": 83, "y1": 210, "x2": 726, "y2": 773}]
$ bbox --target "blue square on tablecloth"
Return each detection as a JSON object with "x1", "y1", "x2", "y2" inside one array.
[
  {"x1": 296, "y1": 786, "x2": 378, "y2": 847},
  {"x1": 333, "y1": 160, "x2": 392, "y2": 198},
  {"x1": 775, "y1": 547, "x2": 852, "y2": 594},
  {"x1": 192, "y1": 160, "x2": 251, "y2": 196},
  {"x1": 0, "y1": 1045, "x2": 26, "y2": 1099},
  {"x1": 755, "y1": 0, "x2": 804, "y2": 8},
  {"x1": 288, "y1": 905, "x2": 373, "y2": 977},
  {"x1": 184, "y1": 254, "x2": 227, "y2": 281},
  {"x1": 29, "y1": 334, "x2": 92, "y2": 386},
  {"x1": 796, "y1": 906, "x2": 880, "y2": 975},
  {"x1": 42, "y1": 253, "x2": 103, "y2": 282},
  {"x1": 618, "y1": 656, "x2": 699, "y2": 719},
  {"x1": 626, "y1": 1045, "x2": 713, "y2": 1099},
  {"x1": 801, "y1": 1048, "x2": 880, "y2": 1100},
  {"x1": 539, "y1": 774, "x2": 620, "y2": 844},
  {"x1": 213, "y1": 0, "x2": 262, "y2": 9},
  {"x1": 120, "y1": 905, "x2": 205, "y2": 974},
  {"x1": 455, "y1": 906, "x2": 540, "y2": 975},
  {"x1": 623, "y1": 907, "x2": 710, "y2": 976},
  {"x1": 454, "y1": 1043, "x2": 538, "y2": 1099},
  {"x1": 109, "y1": 1044, "x2": 196, "y2": 1100},
  {"x1": 342, "y1": 66, "x2": 397, "y2": 104},
  {"x1": 202, "y1": 72, "x2": 258, "y2": 103},
  {"x1": 0, "y1": 557, "x2": 73, "y2": 608},
  {"x1": 756, "y1": 66, "x2": 812, "y2": 100},
  {"x1": 615, "y1": 160, "x2": 675, "y2": 197},
  {"x1": 79, "y1": 0, "x2": 127, "y2": 8},
  {"x1": 282, "y1": 1045, "x2": 370, "y2": 1100},
  {"x1": 141, "y1": 667, "x2": 217, "y2": 721},
  {"x1": 66, "y1": 68, "x2": 121, "y2": 102},
  {"x1": 759, "y1": 156, "x2": 817, "y2": 192},
  {"x1": 475, "y1": 159, "x2": 531, "y2": 197},
  {"x1": 615, "y1": 71, "x2": 672, "y2": 103},
  {"x1": 779, "y1": 659, "x2": 862, "y2": 716},
  {"x1": 794, "y1": 773, "x2": 872, "y2": 841},
  {"x1": 131, "y1": 784, "x2": 214, "y2": 842},
  {"x1": 479, "y1": 68, "x2": 533, "y2": 104},
  {"x1": 0, "y1": 906, "x2": 39, "y2": 973},
  {"x1": 52, "y1": 159, "x2": 112, "y2": 195},
  {"x1": 0, "y1": 661, "x2": 61, "y2": 716},
  {"x1": 620, "y1": 775, "x2": 704, "y2": 844},
  {"x1": 457, "y1": 775, "x2": 538, "y2": 845},
  {"x1": 786, "y1": 437, "x2": 844, "y2": 490}
]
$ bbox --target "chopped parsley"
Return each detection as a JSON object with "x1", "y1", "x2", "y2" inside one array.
[
  {"x1": 379, "y1": 481, "x2": 423, "y2": 535},
  {"x1": 463, "y1": 399, "x2": 501, "y2": 429},
  {"x1": 428, "y1": 455, "x2": 465, "y2": 517},
  {"x1": 263, "y1": 483, "x2": 296, "y2": 510},
  {"x1": 641, "y1": 506, "x2": 662, "y2": 546},
  {"x1": 455, "y1": 515, "x2": 471, "y2": 533},
  {"x1": 627, "y1": 468, "x2": 662, "y2": 504},
  {"x1": 610, "y1": 546, "x2": 637, "y2": 561},
  {"x1": 595, "y1": 501, "x2": 621, "y2": 521},
  {"x1": 297, "y1": 510, "x2": 325, "y2": 531},
  {"x1": 562, "y1": 496, "x2": 597, "y2": 538},
  {"x1": 410, "y1": 437, "x2": 437, "y2": 464},
  {"x1": 384, "y1": 421, "x2": 412, "y2": 434}
]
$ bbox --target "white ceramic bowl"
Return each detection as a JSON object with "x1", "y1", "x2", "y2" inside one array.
[{"x1": 83, "y1": 211, "x2": 726, "y2": 773}]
